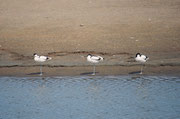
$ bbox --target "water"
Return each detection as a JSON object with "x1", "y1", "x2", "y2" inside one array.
[{"x1": 0, "y1": 76, "x2": 180, "y2": 119}]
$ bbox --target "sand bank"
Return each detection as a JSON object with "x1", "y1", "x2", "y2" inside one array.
[
  {"x1": 0, "y1": 66, "x2": 180, "y2": 77},
  {"x1": 0, "y1": 0, "x2": 180, "y2": 76}
]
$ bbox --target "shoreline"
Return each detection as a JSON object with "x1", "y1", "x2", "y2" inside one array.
[
  {"x1": 0, "y1": 50, "x2": 180, "y2": 77},
  {"x1": 0, "y1": 65, "x2": 180, "y2": 77}
]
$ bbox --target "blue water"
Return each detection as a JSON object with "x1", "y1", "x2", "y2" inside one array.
[{"x1": 0, "y1": 76, "x2": 180, "y2": 119}]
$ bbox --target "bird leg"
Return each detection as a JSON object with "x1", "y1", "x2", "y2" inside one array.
[
  {"x1": 40, "y1": 65, "x2": 43, "y2": 76},
  {"x1": 92, "y1": 65, "x2": 96, "y2": 75},
  {"x1": 140, "y1": 64, "x2": 144, "y2": 74}
]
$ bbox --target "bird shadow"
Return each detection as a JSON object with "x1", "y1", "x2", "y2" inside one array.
[
  {"x1": 27, "y1": 72, "x2": 43, "y2": 76},
  {"x1": 80, "y1": 72, "x2": 99, "y2": 76},
  {"x1": 129, "y1": 71, "x2": 141, "y2": 75}
]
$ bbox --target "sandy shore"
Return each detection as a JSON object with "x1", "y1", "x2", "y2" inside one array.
[
  {"x1": 0, "y1": 0, "x2": 180, "y2": 76},
  {"x1": 0, "y1": 66, "x2": 180, "y2": 77}
]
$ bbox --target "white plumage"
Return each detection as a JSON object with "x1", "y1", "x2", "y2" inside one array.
[
  {"x1": 87, "y1": 54, "x2": 104, "y2": 63},
  {"x1": 135, "y1": 53, "x2": 149, "y2": 63},
  {"x1": 33, "y1": 53, "x2": 52, "y2": 75},
  {"x1": 86, "y1": 54, "x2": 104, "y2": 75},
  {"x1": 135, "y1": 53, "x2": 149, "y2": 74},
  {"x1": 34, "y1": 53, "x2": 52, "y2": 62}
]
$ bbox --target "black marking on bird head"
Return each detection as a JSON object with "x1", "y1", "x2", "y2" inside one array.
[
  {"x1": 136, "y1": 53, "x2": 141, "y2": 57},
  {"x1": 33, "y1": 53, "x2": 37, "y2": 56},
  {"x1": 87, "y1": 54, "x2": 92, "y2": 57}
]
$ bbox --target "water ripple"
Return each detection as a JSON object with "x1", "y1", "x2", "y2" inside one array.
[{"x1": 0, "y1": 76, "x2": 180, "y2": 119}]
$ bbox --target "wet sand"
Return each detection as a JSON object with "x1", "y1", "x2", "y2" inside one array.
[
  {"x1": 0, "y1": 66, "x2": 180, "y2": 77},
  {"x1": 0, "y1": 0, "x2": 180, "y2": 76}
]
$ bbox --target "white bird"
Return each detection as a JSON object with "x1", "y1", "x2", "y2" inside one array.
[
  {"x1": 33, "y1": 53, "x2": 52, "y2": 76},
  {"x1": 135, "y1": 53, "x2": 149, "y2": 74},
  {"x1": 87, "y1": 54, "x2": 104, "y2": 75}
]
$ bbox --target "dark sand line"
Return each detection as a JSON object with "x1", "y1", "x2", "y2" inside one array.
[{"x1": 0, "y1": 65, "x2": 180, "y2": 77}]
